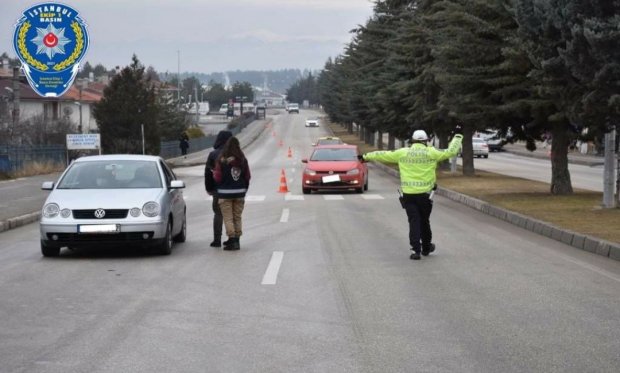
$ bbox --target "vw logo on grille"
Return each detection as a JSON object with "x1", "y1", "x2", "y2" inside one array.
[
  {"x1": 94, "y1": 209, "x2": 106, "y2": 219},
  {"x1": 328, "y1": 170, "x2": 334, "y2": 174}
]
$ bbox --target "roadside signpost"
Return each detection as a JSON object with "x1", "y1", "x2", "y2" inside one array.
[{"x1": 66, "y1": 133, "x2": 101, "y2": 164}]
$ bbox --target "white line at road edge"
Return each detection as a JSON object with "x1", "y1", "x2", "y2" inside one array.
[
  {"x1": 262, "y1": 251, "x2": 284, "y2": 285},
  {"x1": 280, "y1": 208, "x2": 290, "y2": 223}
]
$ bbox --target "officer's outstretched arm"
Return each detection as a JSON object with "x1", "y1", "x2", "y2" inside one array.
[{"x1": 363, "y1": 149, "x2": 402, "y2": 164}]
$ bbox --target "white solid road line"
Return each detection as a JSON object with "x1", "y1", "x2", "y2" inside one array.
[
  {"x1": 261, "y1": 251, "x2": 284, "y2": 285},
  {"x1": 280, "y1": 208, "x2": 290, "y2": 223}
]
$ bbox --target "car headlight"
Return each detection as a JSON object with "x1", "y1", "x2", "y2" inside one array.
[
  {"x1": 347, "y1": 168, "x2": 360, "y2": 175},
  {"x1": 60, "y1": 208, "x2": 71, "y2": 218},
  {"x1": 130, "y1": 207, "x2": 141, "y2": 217},
  {"x1": 304, "y1": 169, "x2": 316, "y2": 176},
  {"x1": 43, "y1": 203, "x2": 60, "y2": 218},
  {"x1": 142, "y1": 201, "x2": 160, "y2": 217}
]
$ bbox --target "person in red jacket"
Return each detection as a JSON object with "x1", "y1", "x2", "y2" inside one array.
[{"x1": 213, "y1": 137, "x2": 251, "y2": 250}]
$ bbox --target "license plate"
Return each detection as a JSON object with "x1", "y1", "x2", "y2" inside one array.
[
  {"x1": 79, "y1": 224, "x2": 120, "y2": 234},
  {"x1": 322, "y1": 174, "x2": 340, "y2": 183}
]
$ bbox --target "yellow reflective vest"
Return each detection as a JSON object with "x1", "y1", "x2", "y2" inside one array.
[{"x1": 363, "y1": 134, "x2": 463, "y2": 194}]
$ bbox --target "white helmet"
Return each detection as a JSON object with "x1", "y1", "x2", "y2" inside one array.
[{"x1": 412, "y1": 130, "x2": 429, "y2": 141}]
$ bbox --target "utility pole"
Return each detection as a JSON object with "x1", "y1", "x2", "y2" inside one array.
[
  {"x1": 603, "y1": 128, "x2": 616, "y2": 208},
  {"x1": 194, "y1": 84, "x2": 199, "y2": 126},
  {"x1": 12, "y1": 67, "x2": 20, "y2": 144},
  {"x1": 177, "y1": 50, "x2": 181, "y2": 107},
  {"x1": 78, "y1": 82, "x2": 83, "y2": 133}
]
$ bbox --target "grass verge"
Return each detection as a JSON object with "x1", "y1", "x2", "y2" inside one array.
[{"x1": 328, "y1": 121, "x2": 620, "y2": 244}]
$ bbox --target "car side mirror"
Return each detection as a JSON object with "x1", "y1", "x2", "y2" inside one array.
[
  {"x1": 301, "y1": 159, "x2": 308, "y2": 163},
  {"x1": 170, "y1": 180, "x2": 185, "y2": 189},
  {"x1": 41, "y1": 181, "x2": 54, "y2": 190}
]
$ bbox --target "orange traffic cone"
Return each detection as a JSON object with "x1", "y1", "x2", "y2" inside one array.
[
  {"x1": 287, "y1": 147, "x2": 293, "y2": 158},
  {"x1": 272, "y1": 131, "x2": 276, "y2": 137},
  {"x1": 278, "y1": 139, "x2": 283, "y2": 147},
  {"x1": 278, "y1": 169, "x2": 289, "y2": 193}
]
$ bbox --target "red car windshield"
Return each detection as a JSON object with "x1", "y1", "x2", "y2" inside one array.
[{"x1": 310, "y1": 148, "x2": 357, "y2": 161}]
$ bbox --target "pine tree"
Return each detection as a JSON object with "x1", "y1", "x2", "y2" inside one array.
[{"x1": 93, "y1": 55, "x2": 159, "y2": 154}]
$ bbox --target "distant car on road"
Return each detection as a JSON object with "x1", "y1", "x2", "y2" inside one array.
[
  {"x1": 476, "y1": 130, "x2": 505, "y2": 152},
  {"x1": 472, "y1": 138, "x2": 489, "y2": 158},
  {"x1": 301, "y1": 145, "x2": 368, "y2": 194},
  {"x1": 305, "y1": 118, "x2": 320, "y2": 127},
  {"x1": 39, "y1": 155, "x2": 187, "y2": 257},
  {"x1": 312, "y1": 136, "x2": 344, "y2": 146},
  {"x1": 288, "y1": 103, "x2": 299, "y2": 114}
]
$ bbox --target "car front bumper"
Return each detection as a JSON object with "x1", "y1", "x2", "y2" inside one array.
[
  {"x1": 40, "y1": 220, "x2": 167, "y2": 248},
  {"x1": 303, "y1": 174, "x2": 363, "y2": 190}
]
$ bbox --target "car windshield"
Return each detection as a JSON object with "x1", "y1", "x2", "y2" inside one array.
[
  {"x1": 57, "y1": 160, "x2": 162, "y2": 189},
  {"x1": 310, "y1": 148, "x2": 357, "y2": 161}
]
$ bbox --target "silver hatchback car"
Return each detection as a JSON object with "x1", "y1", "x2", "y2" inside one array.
[{"x1": 40, "y1": 155, "x2": 187, "y2": 257}]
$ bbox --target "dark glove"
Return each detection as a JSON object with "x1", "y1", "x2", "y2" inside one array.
[
  {"x1": 357, "y1": 154, "x2": 365, "y2": 161},
  {"x1": 453, "y1": 124, "x2": 463, "y2": 136}
]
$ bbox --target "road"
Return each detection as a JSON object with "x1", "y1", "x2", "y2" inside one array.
[
  {"x1": 460, "y1": 152, "x2": 605, "y2": 192},
  {"x1": 1, "y1": 110, "x2": 619, "y2": 372}
]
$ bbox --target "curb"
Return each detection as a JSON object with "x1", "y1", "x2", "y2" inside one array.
[
  {"x1": 0, "y1": 211, "x2": 41, "y2": 233},
  {"x1": 368, "y1": 162, "x2": 620, "y2": 261}
]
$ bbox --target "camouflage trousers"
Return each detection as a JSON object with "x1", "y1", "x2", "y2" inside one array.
[{"x1": 218, "y1": 198, "x2": 245, "y2": 238}]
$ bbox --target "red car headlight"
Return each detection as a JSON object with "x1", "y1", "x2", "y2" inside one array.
[
  {"x1": 346, "y1": 168, "x2": 360, "y2": 175},
  {"x1": 304, "y1": 169, "x2": 317, "y2": 176}
]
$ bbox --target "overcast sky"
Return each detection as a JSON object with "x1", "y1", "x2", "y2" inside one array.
[{"x1": 1, "y1": 0, "x2": 375, "y2": 73}]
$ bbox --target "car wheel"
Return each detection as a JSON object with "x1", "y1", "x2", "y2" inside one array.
[
  {"x1": 302, "y1": 187, "x2": 311, "y2": 194},
  {"x1": 356, "y1": 186, "x2": 363, "y2": 194},
  {"x1": 483, "y1": 154, "x2": 489, "y2": 158},
  {"x1": 173, "y1": 210, "x2": 187, "y2": 243},
  {"x1": 158, "y1": 220, "x2": 173, "y2": 255},
  {"x1": 364, "y1": 175, "x2": 369, "y2": 191},
  {"x1": 41, "y1": 240, "x2": 60, "y2": 257}
]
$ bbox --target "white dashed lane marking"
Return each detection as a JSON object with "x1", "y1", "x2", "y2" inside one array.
[
  {"x1": 280, "y1": 208, "x2": 290, "y2": 223},
  {"x1": 323, "y1": 195, "x2": 344, "y2": 200},
  {"x1": 285, "y1": 194, "x2": 305, "y2": 201},
  {"x1": 361, "y1": 194, "x2": 385, "y2": 200},
  {"x1": 204, "y1": 194, "x2": 392, "y2": 202},
  {"x1": 245, "y1": 195, "x2": 266, "y2": 202},
  {"x1": 261, "y1": 251, "x2": 284, "y2": 285}
]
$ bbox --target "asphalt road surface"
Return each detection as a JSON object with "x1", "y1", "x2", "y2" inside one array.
[
  {"x1": 458, "y1": 152, "x2": 604, "y2": 192},
  {"x1": 1, "y1": 110, "x2": 619, "y2": 372}
]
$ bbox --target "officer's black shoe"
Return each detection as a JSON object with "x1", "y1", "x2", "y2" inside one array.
[
  {"x1": 210, "y1": 239, "x2": 222, "y2": 248},
  {"x1": 422, "y1": 243, "x2": 435, "y2": 256},
  {"x1": 410, "y1": 252, "x2": 421, "y2": 260}
]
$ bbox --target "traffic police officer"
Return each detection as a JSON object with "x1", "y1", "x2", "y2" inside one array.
[{"x1": 361, "y1": 129, "x2": 463, "y2": 260}]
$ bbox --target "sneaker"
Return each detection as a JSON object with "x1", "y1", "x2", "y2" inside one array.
[
  {"x1": 210, "y1": 240, "x2": 221, "y2": 248},
  {"x1": 422, "y1": 243, "x2": 435, "y2": 256},
  {"x1": 410, "y1": 252, "x2": 421, "y2": 260}
]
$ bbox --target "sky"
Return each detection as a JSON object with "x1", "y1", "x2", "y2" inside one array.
[{"x1": 0, "y1": 0, "x2": 375, "y2": 74}]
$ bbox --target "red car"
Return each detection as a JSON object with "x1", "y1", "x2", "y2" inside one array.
[{"x1": 301, "y1": 145, "x2": 368, "y2": 194}]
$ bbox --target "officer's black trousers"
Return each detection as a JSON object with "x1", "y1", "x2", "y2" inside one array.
[{"x1": 403, "y1": 193, "x2": 433, "y2": 252}]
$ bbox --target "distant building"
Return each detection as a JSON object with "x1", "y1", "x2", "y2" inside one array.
[
  {"x1": 0, "y1": 59, "x2": 103, "y2": 135},
  {"x1": 254, "y1": 89, "x2": 286, "y2": 108}
]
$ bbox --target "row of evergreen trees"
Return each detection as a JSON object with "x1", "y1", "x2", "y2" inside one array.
[{"x1": 309, "y1": 0, "x2": 620, "y2": 194}]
